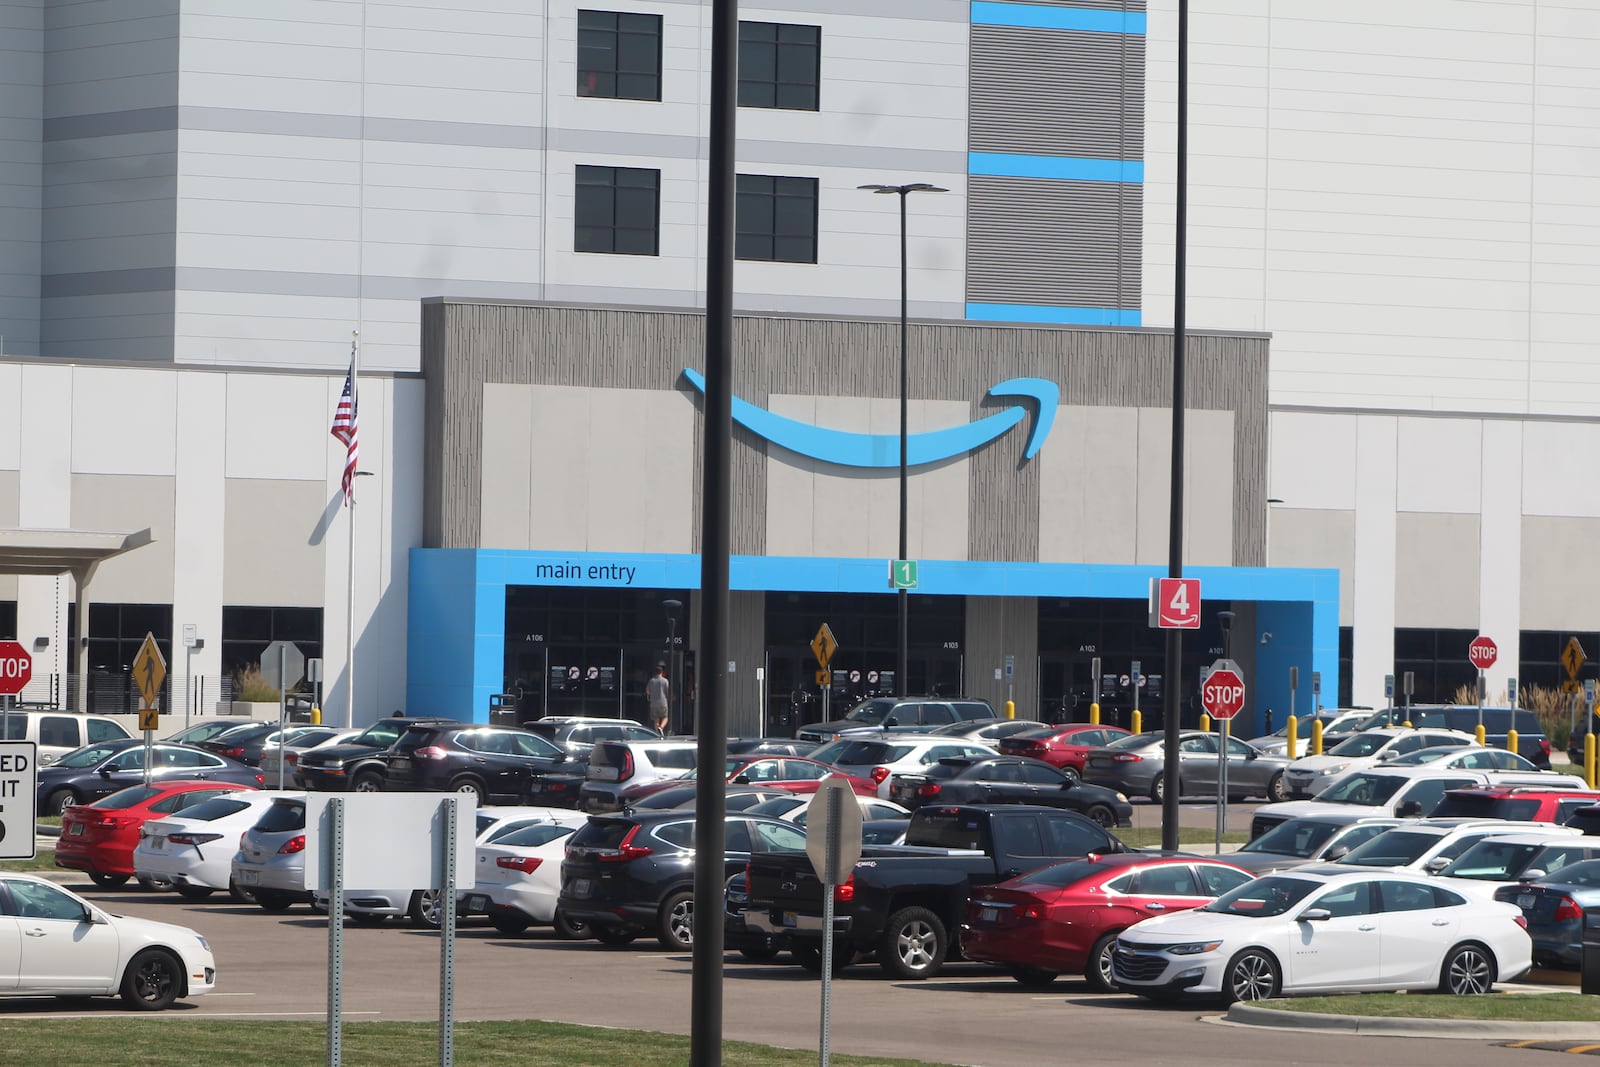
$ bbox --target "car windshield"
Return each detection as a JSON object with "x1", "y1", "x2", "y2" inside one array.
[
  {"x1": 353, "y1": 722, "x2": 404, "y2": 747},
  {"x1": 1335, "y1": 829, "x2": 1438, "y2": 867},
  {"x1": 1546, "y1": 861, "x2": 1600, "y2": 888},
  {"x1": 52, "y1": 744, "x2": 124, "y2": 769},
  {"x1": 1200, "y1": 875, "x2": 1319, "y2": 917},
  {"x1": 1439, "y1": 839, "x2": 1547, "y2": 881},
  {"x1": 1239, "y1": 819, "x2": 1341, "y2": 858},
  {"x1": 747, "y1": 797, "x2": 807, "y2": 819},
  {"x1": 842, "y1": 700, "x2": 894, "y2": 725},
  {"x1": 94, "y1": 785, "x2": 164, "y2": 810},
  {"x1": 1327, "y1": 732, "x2": 1390, "y2": 758},
  {"x1": 1316, "y1": 772, "x2": 1405, "y2": 806},
  {"x1": 809, "y1": 739, "x2": 910, "y2": 764},
  {"x1": 173, "y1": 795, "x2": 256, "y2": 821},
  {"x1": 1106, "y1": 732, "x2": 1161, "y2": 750},
  {"x1": 1014, "y1": 859, "x2": 1111, "y2": 888},
  {"x1": 1387, "y1": 748, "x2": 1455, "y2": 765}
]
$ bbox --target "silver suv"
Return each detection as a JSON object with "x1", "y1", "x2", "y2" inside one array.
[{"x1": 577, "y1": 739, "x2": 699, "y2": 813}]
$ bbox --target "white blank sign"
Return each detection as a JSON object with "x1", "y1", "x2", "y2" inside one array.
[{"x1": 303, "y1": 793, "x2": 476, "y2": 892}]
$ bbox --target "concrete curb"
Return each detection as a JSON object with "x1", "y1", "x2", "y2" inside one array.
[{"x1": 1225, "y1": 1002, "x2": 1600, "y2": 1039}]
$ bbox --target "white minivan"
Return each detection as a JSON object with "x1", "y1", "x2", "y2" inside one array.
[{"x1": 0, "y1": 710, "x2": 132, "y2": 764}]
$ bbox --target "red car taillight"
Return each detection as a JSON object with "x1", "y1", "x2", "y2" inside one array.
[
  {"x1": 587, "y1": 824, "x2": 654, "y2": 863},
  {"x1": 168, "y1": 832, "x2": 224, "y2": 846},
  {"x1": 1555, "y1": 896, "x2": 1583, "y2": 922},
  {"x1": 496, "y1": 856, "x2": 544, "y2": 874},
  {"x1": 1112, "y1": 753, "x2": 1142, "y2": 763},
  {"x1": 916, "y1": 783, "x2": 942, "y2": 798},
  {"x1": 253, "y1": 773, "x2": 266, "y2": 786},
  {"x1": 619, "y1": 749, "x2": 635, "y2": 781},
  {"x1": 1541, "y1": 739, "x2": 1552, "y2": 756},
  {"x1": 870, "y1": 767, "x2": 890, "y2": 785},
  {"x1": 278, "y1": 834, "x2": 306, "y2": 855},
  {"x1": 1513, "y1": 914, "x2": 1529, "y2": 930},
  {"x1": 834, "y1": 875, "x2": 856, "y2": 903},
  {"x1": 1017, "y1": 903, "x2": 1046, "y2": 921},
  {"x1": 286, "y1": 752, "x2": 300, "y2": 765},
  {"x1": 413, "y1": 746, "x2": 449, "y2": 760}
]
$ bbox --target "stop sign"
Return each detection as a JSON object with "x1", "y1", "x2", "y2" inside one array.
[
  {"x1": 1468, "y1": 635, "x2": 1498, "y2": 671},
  {"x1": 0, "y1": 641, "x2": 32, "y2": 696},
  {"x1": 1201, "y1": 668, "x2": 1246, "y2": 720}
]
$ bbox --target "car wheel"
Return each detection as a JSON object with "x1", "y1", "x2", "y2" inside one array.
[
  {"x1": 136, "y1": 876, "x2": 172, "y2": 892},
  {"x1": 1084, "y1": 932, "x2": 1121, "y2": 992},
  {"x1": 658, "y1": 890, "x2": 694, "y2": 951},
  {"x1": 450, "y1": 777, "x2": 487, "y2": 805},
  {"x1": 352, "y1": 771, "x2": 384, "y2": 793},
  {"x1": 1440, "y1": 942, "x2": 1495, "y2": 995},
  {"x1": 409, "y1": 889, "x2": 443, "y2": 929},
  {"x1": 1222, "y1": 949, "x2": 1280, "y2": 1004},
  {"x1": 88, "y1": 871, "x2": 130, "y2": 889},
  {"x1": 1060, "y1": 766, "x2": 1081, "y2": 785},
  {"x1": 229, "y1": 878, "x2": 255, "y2": 904},
  {"x1": 593, "y1": 926, "x2": 638, "y2": 946},
  {"x1": 175, "y1": 884, "x2": 215, "y2": 901},
  {"x1": 737, "y1": 945, "x2": 782, "y2": 963},
  {"x1": 791, "y1": 942, "x2": 850, "y2": 975},
  {"x1": 1005, "y1": 965, "x2": 1058, "y2": 988},
  {"x1": 491, "y1": 912, "x2": 531, "y2": 935},
  {"x1": 45, "y1": 788, "x2": 76, "y2": 816},
  {"x1": 254, "y1": 889, "x2": 294, "y2": 912},
  {"x1": 553, "y1": 909, "x2": 590, "y2": 940},
  {"x1": 1265, "y1": 772, "x2": 1288, "y2": 803},
  {"x1": 878, "y1": 906, "x2": 948, "y2": 980},
  {"x1": 1084, "y1": 804, "x2": 1116, "y2": 829},
  {"x1": 346, "y1": 911, "x2": 387, "y2": 926},
  {"x1": 1149, "y1": 775, "x2": 1176, "y2": 804},
  {"x1": 120, "y1": 949, "x2": 183, "y2": 1010}
]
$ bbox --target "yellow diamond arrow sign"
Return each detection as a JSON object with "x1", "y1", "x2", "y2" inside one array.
[
  {"x1": 1564, "y1": 636, "x2": 1587, "y2": 681},
  {"x1": 811, "y1": 624, "x2": 838, "y2": 669},
  {"x1": 132, "y1": 631, "x2": 167, "y2": 710}
]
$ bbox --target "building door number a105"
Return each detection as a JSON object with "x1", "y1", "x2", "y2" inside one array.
[{"x1": 1150, "y1": 577, "x2": 1201, "y2": 630}]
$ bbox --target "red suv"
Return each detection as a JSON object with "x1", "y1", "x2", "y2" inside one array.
[
  {"x1": 1431, "y1": 786, "x2": 1600, "y2": 824},
  {"x1": 56, "y1": 780, "x2": 257, "y2": 888},
  {"x1": 998, "y1": 725, "x2": 1131, "y2": 780}
]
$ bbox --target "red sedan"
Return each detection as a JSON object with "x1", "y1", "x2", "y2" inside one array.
[
  {"x1": 998, "y1": 724, "x2": 1131, "y2": 779},
  {"x1": 961, "y1": 852, "x2": 1254, "y2": 990},
  {"x1": 55, "y1": 781, "x2": 258, "y2": 888},
  {"x1": 615, "y1": 755, "x2": 877, "y2": 807}
]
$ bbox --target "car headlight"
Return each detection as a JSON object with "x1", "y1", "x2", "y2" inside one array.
[
  {"x1": 1115, "y1": 792, "x2": 1129, "y2": 802},
  {"x1": 1318, "y1": 764, "x2": 1347, "y2": 775},
  {"x1": 1166, "y1": 940, "x2": 1223, "y2": 955},
  {"x1": 196, "y1": 935, "x2": 212, "y2": 953}
]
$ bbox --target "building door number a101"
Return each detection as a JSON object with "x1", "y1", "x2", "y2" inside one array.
[{"x1": 1150, "y1": 577, "x2": 1202, "y2": 630}]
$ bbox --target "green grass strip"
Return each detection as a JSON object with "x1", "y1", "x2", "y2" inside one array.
[{"x1": 1256, "y1": 992, "x2": 1600, "y2": 1021}]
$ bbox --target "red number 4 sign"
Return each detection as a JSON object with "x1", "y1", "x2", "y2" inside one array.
[{"x1": 1150, "y1": 577, "x2": 1202, "y2": 629}]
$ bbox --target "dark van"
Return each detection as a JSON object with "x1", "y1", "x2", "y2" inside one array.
[{"x1": 1404, "y1": 705, "x2": 1551, "y2": 769}]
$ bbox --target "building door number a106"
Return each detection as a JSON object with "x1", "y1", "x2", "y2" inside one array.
[{"x1": 1149, "y1": 577, "x2": 1202, "y2": 629}]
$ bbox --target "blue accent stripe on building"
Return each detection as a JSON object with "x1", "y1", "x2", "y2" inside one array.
[
  {"x1": 971, "y1": 2, "x2": 1146, "y2": 35},
  {"x1": 970, "y1": 151, "x2": 1143, "y2": 184},
  {"x1": 967, "y1": 303, "x2": 1141, "y2": 327}
]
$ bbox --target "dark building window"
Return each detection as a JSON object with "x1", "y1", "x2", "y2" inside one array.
[
  {"x1": 578, "y1": 10, "x2": 662, "y2": 101},
  {"x1": 736, "y1": 174, "x2": 818, "y2": 263},
  {"x1": 575, "y1": 165, "x2": 660, "y2": 256},
  {"x1": 221, "y1": 607, "x2": 324, "y2": 680},
  {"x1": 738, "y1": 21, "x2": 820, "y2": 110},
  {"x1": 1393, "y1": 627, "x2": 1478, "y2": 705}
]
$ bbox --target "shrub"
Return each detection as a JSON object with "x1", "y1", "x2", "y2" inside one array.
[
  {"x1": 1451, "y1": 681, "x2": 1575, "y2": 753},
  {"x1": 232, "y1": 664, "x2": 281, "y2": 702}
]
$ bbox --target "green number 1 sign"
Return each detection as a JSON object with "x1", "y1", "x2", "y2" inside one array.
[{"x1": 890, "y1": 559, "x2": 919, "y2": 590}]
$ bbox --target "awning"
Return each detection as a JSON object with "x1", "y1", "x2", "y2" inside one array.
[{"x1": 0, "y1": 528, "x2": 153, "y2": 575}]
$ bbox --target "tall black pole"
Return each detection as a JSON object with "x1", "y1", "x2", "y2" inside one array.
[
  {"x1": 897, "y1": 189, "x2": 909, "y2": 698},
  {"x1": 692, "y1": 0, "x2": 735, "y2": 1061},
  {"x1": 1160, "y1": 0, "x2": 1190, "y2": 854}
]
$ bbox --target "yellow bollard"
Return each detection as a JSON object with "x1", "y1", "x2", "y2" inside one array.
[
  {"x1": 310, "y1": 705, "x2": 322, "y2": 725},
  {"x1": 1506, "y1": 728, "x2": 1518, "y2": 758},
  {"x1": 1089, "y1": 702, "x2": 1101, "y2": 726},
  {"x1": 1474, "y1": 723, "x2": 1486, "y2": 746},
  {"x1": 1131, "y1": 708, "x2": 1142, "y2": 735},
  {"x1": 1199, "y1": 713, "x2": 1211, "y2": 733},
  {"x1": 1587, "y1": 734, "x2": 1597, "y2": 791},
  {"x1": 1285, "y1": 715, "x2": 1298, "y2": 758},
  {"x1": 1005, "y1": 700, "x2": 1015, "y2": 720},
  {"x1": 1311, "y1": 719, "x2": 1325, "y2": 756}
]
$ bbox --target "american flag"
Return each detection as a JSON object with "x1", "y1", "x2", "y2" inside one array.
[{"x1": 331, "y1": 359, "x2": 358, "y2": 504}]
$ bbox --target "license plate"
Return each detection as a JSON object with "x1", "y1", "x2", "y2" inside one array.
[
  {"x1": 591, "y1": 766, "x2": 620, "y2": 782},
  {"x1": 572, "y1": 878, "x2": 592, "y2": 897},
  {"x1": 69, "y1": 824, "x2": 85, "y2": 836},
  {"x1": 466, "y1": 894, "x2": 489, "y2": 912},
  {"x1": 783, "y1": 911, "x2": 798, "y2": 928},
  {"x1": 239, "y1": 869, "x2": 260, "y2": 885},
  {"x1": 148, "y1": 839, "x2": 163, "y2": 850},
  {"x1": 980, "y1": 907, "x2": 997, "y2": 923},
  {"x1": 1518, "y1": 894, "x2": 1535, "y2": 909},
  {"x1": 390, "y1": 757, "x2": 410, "y2": 769}
]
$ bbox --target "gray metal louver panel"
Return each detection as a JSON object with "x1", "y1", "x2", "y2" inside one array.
[
  {"x1": 966, "y1": 175, "x2": 1141, "y2": 309},
  {"x1": 970, "y1": 27, "x2": 1145, "y2": 159},
  {"x1": 978, "y1": 0, "x2": 1144, "y2": 8}
]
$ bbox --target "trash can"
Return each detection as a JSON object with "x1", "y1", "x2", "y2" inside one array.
[
  {"x1": 488, "y1": 693, "x2": 518, "y2": 727},
  {"x1": 1583, "y1": 907, "x2": 1600, "y2": 995}
]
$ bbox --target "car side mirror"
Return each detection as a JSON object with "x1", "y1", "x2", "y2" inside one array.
[
  {"x1": 98, "y1": 767, "x2": 113, "y2": 778},
  {"x1": 1377, "y1": 751, "x2": 1395, "y2": 761},
  {"x1": 1396, "y1": 801, "x2": 1423, "y2": 818},
  {"x1": 1324, "y1": 845, "x2": 1350, "y2": 861},
  {"x1": 733, "y1": 775, "x2": 751, "y2": 785},
  {"x1": 1424, "y1": 857, "x2": 1450, "y2": 873},
  {"x1": 884, "y1": 717, "x2": 899, "y2": 727},
  {"x1": 1298, "y1": 908, "x2": 1332, "y2": 922},
  {"x1": 1521, "y1": 869, "x2": 1546, "y2": 881}
]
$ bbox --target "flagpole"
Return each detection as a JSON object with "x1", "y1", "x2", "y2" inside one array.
[{"x1": 346, "y1": 330, "x2": 359, "y2": 729}]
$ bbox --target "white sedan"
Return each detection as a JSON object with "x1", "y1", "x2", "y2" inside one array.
[
  {"x1": 462, "y1": 822, "x2": 579, "y2": 934},
  {"x1": 0, "y1": 872, "x2": 217, "y2": 1010},
  {"x1": 135, "y1": 790, "x2": 303, "y2": 900},
  {"x1": 1111, "y1": 869, "x2": 1531, "y2": 1002},
  {"x1": 744, "y1": 794, "x2": 910, "y2": 824}
]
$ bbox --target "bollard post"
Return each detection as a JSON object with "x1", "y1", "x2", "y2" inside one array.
[
  {"x1": 1089, "y1": 702, "x2": 1100, "y2": 726},
  {"x1": 1131, "y1": 709, "x2": 1142, "y2": 735},
  {"x1": 1199, "y1": 712, "x2": 1210, "y2": 733},
  {"x1": 1005, "y1": 700, "x2": 1015, "y2": 720},
  {"x1": 1506, "y1": 728, "x2": 1518, "y2": 759},
  {"x1": 1285, "y1": 715, "x2": 1298, "y2": 759},
  {"x1": 1311, "y1": 719, "x2": 1324, "y2": 756},
  {"x1": 1587, "y1": 733, "x2": 1596, "y2": 790},
  {"x1": 1475, "y1": 724, "x2": 1487, "y2": 746}
]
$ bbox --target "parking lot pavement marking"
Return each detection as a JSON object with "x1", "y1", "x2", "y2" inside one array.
[{"x1": 1499, "y1": 1042, "x2": 1600, "y2": 1056}]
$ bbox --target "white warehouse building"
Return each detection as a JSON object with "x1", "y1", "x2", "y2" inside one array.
[{"x1": 0, "y1": 0, "x2": 1595, "y2": 725}]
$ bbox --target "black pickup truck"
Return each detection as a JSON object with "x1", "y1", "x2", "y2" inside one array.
[{"x1": 739, "y1": 804, "x2": 1125, "y2": 979}]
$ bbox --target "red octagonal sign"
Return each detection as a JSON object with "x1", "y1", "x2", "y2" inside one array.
[
  {"x1": 1468, "y1": 635, "x2": 1498, "y2": 671},
  {"x1": 0, "y1": 641, "x2": 32, "y2": 696},
  {"x1": 1201, "y1": 668, "x2": 1246, "y2": 721}
]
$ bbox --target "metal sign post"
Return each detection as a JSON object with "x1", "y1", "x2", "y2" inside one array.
[
  {"x1": 806, "y1": 780, "x2": 863, "y2": 1067},
  {"x1": 277, "y1": 644, "x2": 288, "y2": 789},
  {"x1": 325, "y1": 796, "x2": 344, "y2": 1067}
]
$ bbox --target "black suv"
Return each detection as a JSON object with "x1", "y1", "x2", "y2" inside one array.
[
  {"x1": 296, "y1": 716, "x2": 457, "y2": 792},
  {"x1": 559, "y1": 810, "x2": 809, "y2": 950},
  {"x1": 383, "y1": 723, "x2": 569, "y2": 804},
  {"x1": 796, "y1": 697, "x2": 998, "y2": 744}
]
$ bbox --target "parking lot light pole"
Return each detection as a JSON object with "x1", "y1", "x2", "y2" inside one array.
[{"x1": 859, "y1": 181, "x2": 946, "y2": 697}]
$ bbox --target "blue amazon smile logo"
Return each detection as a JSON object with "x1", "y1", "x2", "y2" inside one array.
[{"x1": 680, "y1": 369, "x2": 1058, "y2": 468}]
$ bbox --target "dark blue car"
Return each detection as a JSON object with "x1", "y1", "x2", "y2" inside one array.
[
  {"x1": 1494, "y1": 858, "x2": 1600, "y2": 969},
  {"x1": 37, "y1": 739, "x2": 264, "y2": 814}
]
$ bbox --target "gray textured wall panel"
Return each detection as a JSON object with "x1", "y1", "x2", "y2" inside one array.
[
  {"x1": 970, "y1": 27, "x2": 1145, "y2": 160},
  {"x1": 965, "y1": 596, "x2": 1040, "y2": 717},
  {"x1": 967, "y1": 176, "x2": 1142, "y2": 310}
]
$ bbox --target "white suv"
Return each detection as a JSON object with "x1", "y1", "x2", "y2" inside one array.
[
  {"x1": 577, "y1": 739, "x2": 699, "y2": 813},
  {"x1": 1300, "y1": 819, "x2": 1580, "y2": 878},
  {"x1": 1284, "y1": 726, "x2": 1475, "y2": 797},
  {"x1": 806, "y1": 734, "x2": 998, "y2": 798}
]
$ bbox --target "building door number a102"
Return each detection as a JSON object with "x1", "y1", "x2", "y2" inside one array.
[{"x1": 1150, "y1": 577, "x2": 1201, "y2": 630}]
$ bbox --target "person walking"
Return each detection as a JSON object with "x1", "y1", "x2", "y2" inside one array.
[{"x1": 646, "y1": 665, "x2": 671, "y2": 736}]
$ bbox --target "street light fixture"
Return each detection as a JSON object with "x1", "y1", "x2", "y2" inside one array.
[{"x1": 859, "y1": 181, "x2": 947, "y2": 697}]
